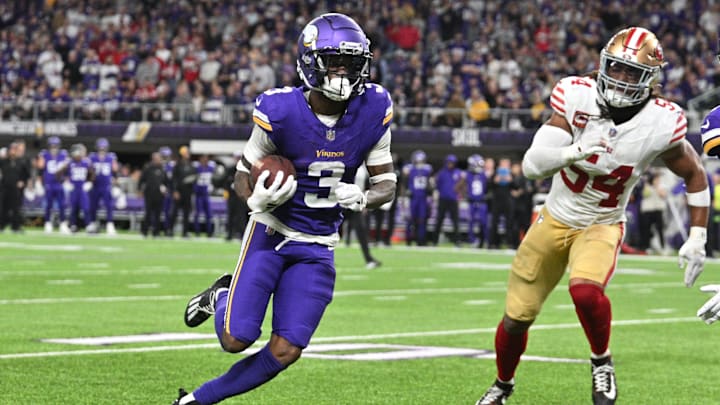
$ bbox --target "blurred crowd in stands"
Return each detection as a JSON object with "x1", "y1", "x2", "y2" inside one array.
[{"x1": 0, "y1": 0, "x2": 718, "y2": 128}]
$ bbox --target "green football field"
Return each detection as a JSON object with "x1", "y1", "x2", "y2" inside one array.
[{"x1": 1, "y1": 231, "x2": 719, "y2": 404}]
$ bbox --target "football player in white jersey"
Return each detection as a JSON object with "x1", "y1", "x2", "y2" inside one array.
[{"x1": 476, "y1": 27, "x2": 709, "y2": 405}]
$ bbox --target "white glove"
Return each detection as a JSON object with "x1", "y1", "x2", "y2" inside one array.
[
  {"x1": 678, "y1": 226, "x2": 707, "y2": 287},
  {"x1": 334, "y1": 182, "x2": 367, "y2": 212},
  {"x1": 697, "y1": 285, "x2": 720, "y2": 325},
  {"x1": 246, "y1": 170, "x2": 297, "y2": 214},
  {"x1": 83, "y1": 182, "x2": 92, "y2": 192},
  {"x1": 560, "y1": 131, "x2": 610, "y2": 163}
]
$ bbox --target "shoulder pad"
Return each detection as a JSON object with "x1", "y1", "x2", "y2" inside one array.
[{"x1": 252, "y1": 87, "x2": 297, "y2": 132}]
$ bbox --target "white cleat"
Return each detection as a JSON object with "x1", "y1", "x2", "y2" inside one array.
[
  {"x1": 44, "y1": 222, "x2": 53, "y2": 233},
  {"x1": 59, "y1": 221, "x2": 71, "y2": 235},
  {"x1": 106, "y1": 222, "x2": 116, "y2": 235}
]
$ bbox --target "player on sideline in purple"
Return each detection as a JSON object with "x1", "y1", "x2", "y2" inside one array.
[
  {"x1": 87, "y1": 137, "x2": 118, "y2": 235},
  {"x1": 36, "y1": 136, "x2": 70, "y2": 234},
  {"x1": 172, "y1": 13, "x2": 397, "y2": 405}
]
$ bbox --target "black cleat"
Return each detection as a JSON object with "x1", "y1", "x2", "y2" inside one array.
[
  {"x1": 476, "y1": 379, "x2": 514, "y2": 405},
  {"x1": 591, "y1": 357, "x2": 617, "y2": 405},
  {"x1": 184, "y1": 274, "x2": 232, "y2": 327},
  {"x1": 172, "y1": 388, "x2": 199, "y2": 405}
]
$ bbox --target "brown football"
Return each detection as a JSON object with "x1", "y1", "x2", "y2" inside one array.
[{"x1": 250, "y1": 155, "x2": 296, "y2": 189}]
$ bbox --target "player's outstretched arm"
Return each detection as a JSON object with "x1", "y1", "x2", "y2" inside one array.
[
  {"x1": 661, "y1": 141, "x2": 710, "y2": 287},
  {"x1": 522, "y1": 112, "x2": 610, "y2": 179}
]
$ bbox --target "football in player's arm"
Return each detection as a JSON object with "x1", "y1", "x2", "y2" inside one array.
[
  {"x1": 477, "y1": 27, "x2": 709, "y2": 405},
  {"x1": 172, "y1": 13, "x2": 396, "y2": 405}
]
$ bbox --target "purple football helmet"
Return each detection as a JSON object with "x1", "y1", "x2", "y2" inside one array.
[
  {"x1": 296, "y1": 13, "x2": 372, "y2": 101},
  {"x1": 467, "y1": 154, "x2": 484, "y2": 172},
  {"x1": 159, "y1": 146, "x2": 172, "y2": 158},
  {"x1": 96, "y1": 137, "x2": 109, "y2": 151},
  {"x1": 47, "y1": 136, "x2": 61, "y2": 148},
  {"x1": 411, "y1": 150, "x2": 426, "y2": 165}
]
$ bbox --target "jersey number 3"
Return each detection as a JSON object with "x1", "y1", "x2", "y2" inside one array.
[{"x1": 560, "y1": 164, "x2": 633, "y2": 208}]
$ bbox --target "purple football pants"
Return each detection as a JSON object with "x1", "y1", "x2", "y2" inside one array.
[{"x1": 222, "y1": 220, "x2": 335, "y2": 348}]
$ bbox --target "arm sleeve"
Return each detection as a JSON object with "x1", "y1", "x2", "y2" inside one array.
[
  {"x1": 366, "y1": 128, "x2": 393, "y2": 167},
  {"x1": 522, "y1": 124, "x2": 574, "y2": 179},
  {"x1": 238, "y1": 125, "x2": 278, "y2": 172}
]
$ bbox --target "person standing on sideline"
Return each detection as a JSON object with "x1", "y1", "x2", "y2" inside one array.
[
  {"x1": 139, "y1": 152, "x2": 167, "y2": 237},
  {"x1": 344, "y1": 164, "x2": 381, "y2": 269},
  {"x1": 0, "y1": 142, "x2": 32, "y2": 232},
  {"x1": 477, "y1": 27, "x2": 709, "y2": 405},
  {"x1": 466, "y1": 154, "x2": 489, "y2": 248},
  {"x1": 172, "y1": 146, "x2": 195, "y2": 238},
  {"x1": 193, "y1": 154, "x2": 216, "y2": 237},
  {"x1": 224, "y1": 150, "x2": 248, "y2": 241},
  {"x1": 432, "y1": 154, "x2": 465, "y2": 246},
  {"x1": 172, "y1": 13, "x2": 396, "y2": 405},
  {"x1": 37, "y1": 136, "x2": 70, "y2": 234},
  {"x1": 87, "y1": 138, "x2": 118, "y2": 234},
  {"x1": 403, "y1": 150, "x2": 433, "y2": 245},
  {"x1": 159, "y1": 146, "x2": 176, "y2": 236},
  {"x1": 64, "y1": 144, "x2": 93, "y2": 232}
]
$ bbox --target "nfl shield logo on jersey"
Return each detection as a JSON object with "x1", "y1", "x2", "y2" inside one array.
[{"x1": 326, "y1": 129, "x2": 336, "y2": 141}]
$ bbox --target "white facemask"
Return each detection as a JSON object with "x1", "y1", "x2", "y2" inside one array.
[{"x1": 321, "y1": 77, "x2": 353, "y2": 101}]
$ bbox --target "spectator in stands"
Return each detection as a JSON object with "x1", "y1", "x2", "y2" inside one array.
[
  {"x1": 432, "y1": 154, "x2": 465, "y2": 246},
  {"x1": 139, "y1": 152, "x2": 167, "y2": 238}
]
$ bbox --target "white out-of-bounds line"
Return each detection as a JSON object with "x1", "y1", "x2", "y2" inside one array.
[
  {"x1": 0, "y1": 281, "x2": 699, "y2": 305},
  {"x1": 0, "y1": 316, "x2": 700, "y2": 360}
]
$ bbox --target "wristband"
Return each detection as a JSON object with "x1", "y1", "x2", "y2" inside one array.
[
  {"x1": 687, "y1": 187, "x2": 710, "y2": 207},
  {"x1": 688, "y1": 226, "x2": 707, "y2": 241}
]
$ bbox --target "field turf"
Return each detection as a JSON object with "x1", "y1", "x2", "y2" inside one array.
[{"x1": 1, "y1": 231, "x2": 719, "y2": 404}]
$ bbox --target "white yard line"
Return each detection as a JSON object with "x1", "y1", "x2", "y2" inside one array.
[
  {"x1": 0, "y1": 316, "x2": 699, "y2": 360},
  {"x1": 0, "y1": 281, "x2": 701, "y2": 305}
]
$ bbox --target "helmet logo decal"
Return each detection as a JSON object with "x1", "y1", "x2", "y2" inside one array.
[
  {"x1": 302, "y1": 24, "x2": 319, "y2": 49},
  {"x1": 654, "y1": 44, "x2": 664, "y2": 61}
]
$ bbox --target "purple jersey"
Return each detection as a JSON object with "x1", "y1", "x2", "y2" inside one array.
[
  {"x1": 405, "y1": 163, "x2": 433, "y2": 198},
  {"x1": 68, "y1": 158, "x2": 91, "y2": 186},
  {"x1": 466, "y1": 170, "x2": 488, "y2": 202},
  {"x1": 89, "y1": 152, "x2": 117, "y2": 188},
  {"x1": 436, "y1": 167, "x2": 463, "y2": 200},
  {"x1": 253, "y1": 84, "x2": 393, "y2": 236},
  {"x1": 40, "y1": 149, "x2": 69, "y2": 185},
  {"x1": 193, "y1": 160, "x2": 216, "y2": 194}
]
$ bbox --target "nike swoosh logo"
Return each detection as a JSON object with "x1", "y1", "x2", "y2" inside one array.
[
  {"x1": 701, "y1": 120, "x2": 710, "y2": 130},
  {"x1": 605, "y1": 376, "x2": 617, "y2": 400}
]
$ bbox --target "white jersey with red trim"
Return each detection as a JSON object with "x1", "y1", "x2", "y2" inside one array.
[{"x1": 544, "y1": 75, "x2": 687, "y2": 228}]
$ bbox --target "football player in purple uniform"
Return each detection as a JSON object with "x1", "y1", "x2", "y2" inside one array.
[
  {"x1": 173, "y1": 13, "x2": 397, "y2": 404},
  {"x1": 87, "y1": 137, "x2": 118, "y2": 234},
  {"x1": 65, "y1": 144, "x2": 93, "y2": 232},
  {"x1": 466, "y1": 154, "x2": 489, "y2": 248},
  {"x1": 36, "y1": 136, "x2": 70, "y2": 234},
  {"x1": 402, "y1": 149, "x2": 433, "y2": 245}
]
